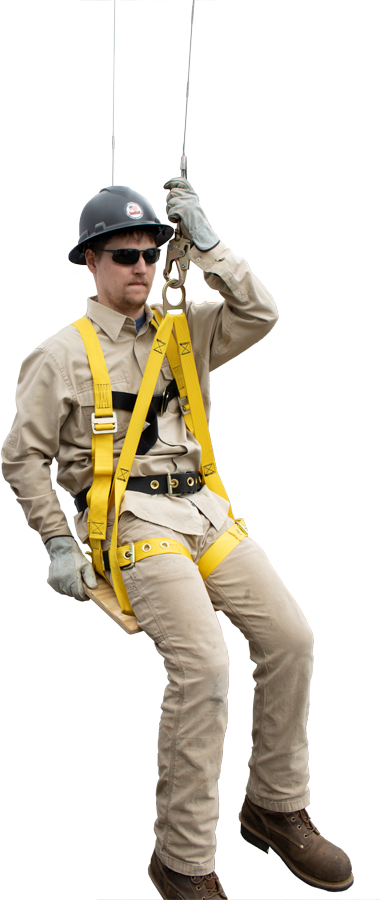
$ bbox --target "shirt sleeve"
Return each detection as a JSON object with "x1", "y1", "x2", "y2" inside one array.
[
  {"x1": 2, "y1": 346, "x2": 75, "y2": 544},
  {"x1": 187, "y1": 241, "x2": 279, "y2": 370}
]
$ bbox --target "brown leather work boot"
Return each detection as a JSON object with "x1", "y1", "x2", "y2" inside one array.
[
  {"x1": 148, "y1": 849, "x2": 228, "y2": 899},
  {"x1": 239, "y1": 795, "x2": 353, "y2": 892}
]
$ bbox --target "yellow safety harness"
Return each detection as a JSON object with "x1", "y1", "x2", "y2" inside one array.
[{"x1": 72, "y1": 297, "x2": 248, "y2": 620}]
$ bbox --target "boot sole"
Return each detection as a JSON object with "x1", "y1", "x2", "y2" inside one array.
[{"x1": 240, "y1": 821, "x2": 354, "y2": 893}]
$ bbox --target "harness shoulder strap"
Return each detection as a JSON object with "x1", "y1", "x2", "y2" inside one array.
[{"x1": 72, "y1": 317, "x2": 115, "y2": 580}]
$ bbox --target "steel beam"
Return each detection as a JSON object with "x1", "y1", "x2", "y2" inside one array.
[{"x1": 41, "y1": 0, "x2": 111, "y2": 194}]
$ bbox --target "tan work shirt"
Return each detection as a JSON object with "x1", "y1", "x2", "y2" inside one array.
[{"x1": 2, "y1": 242, "x2": 278, "y2": 545}]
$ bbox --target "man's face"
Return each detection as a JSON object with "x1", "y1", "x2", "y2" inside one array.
[{"x1": 85, "y1": 231, "x2": 157, "y2": 318}]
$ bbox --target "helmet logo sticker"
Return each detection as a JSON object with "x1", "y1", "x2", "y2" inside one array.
[{"x1": 125, "y1": 201, "x2": 144, "y2": 219}]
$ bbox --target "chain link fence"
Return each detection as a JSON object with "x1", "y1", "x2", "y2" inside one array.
[{"x1": 242, "y1": 343, "x2": 381, "y2": 500}]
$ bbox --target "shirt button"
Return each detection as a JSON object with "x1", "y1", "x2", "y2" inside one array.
[{"x1": 195, "y1": 257, "x2": 201, "y2": 262}]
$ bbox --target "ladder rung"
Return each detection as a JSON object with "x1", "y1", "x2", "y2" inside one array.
[
  {"x1": 137, "y1": 80, "x2": 202, "y2": 106},
  {"x1": 144, "y1": 150, "x2": 209, "y2": 169},
  {"x1": 129, "y1": 6, "x2": 192, "y2": 41}
]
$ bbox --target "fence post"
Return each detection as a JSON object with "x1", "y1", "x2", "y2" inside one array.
[{"x1": 341, "y1": 347, "x2": 360, "y2": 491}]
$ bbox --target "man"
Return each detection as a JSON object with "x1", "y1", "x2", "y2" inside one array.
[{"x1": 2, "y1": 179, "x2": 353, "y2": 899}]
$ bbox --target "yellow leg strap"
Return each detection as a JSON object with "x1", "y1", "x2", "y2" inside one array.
[
  {"x1": 115, "y1": 519, "x2": 248, "y2": 581},
  {"x1": 115, "y1": 537, "x2": 192, "y2": 569},
  {"x1": 197, "y1": 519, "x2": 248, "y2": 580}
]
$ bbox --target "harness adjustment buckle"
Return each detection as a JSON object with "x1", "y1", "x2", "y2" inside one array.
[
  {"x1": 161, "y1": 385, "x2": 171, "y2": 416},
  {"x1": 167, "y1": 474, "x2": 180, "y2": 495},
  {"x1": 178, "y1": 396, "x2": 190, "y2": 416},
  {"x1": 91, "y1": 411, "x2": 117, "y2": 434},
  {"x1": 120, "y1": 543, "x2": 135, "y2": 569}
]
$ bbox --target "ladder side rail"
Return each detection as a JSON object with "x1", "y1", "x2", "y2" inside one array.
[{"x1": 121, "y1": 0, "x2": 166, "y2": 219}]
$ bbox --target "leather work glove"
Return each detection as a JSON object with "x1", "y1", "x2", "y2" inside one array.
[
  {"x1": 164, "y1": 177, "x2": 219, "y2": 251},
  {"x1": 46, "y1": 536, "x2": 98, "y2": 602}
]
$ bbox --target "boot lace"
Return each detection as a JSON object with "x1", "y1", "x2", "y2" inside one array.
[
  {"x1": 191, "y1": 871, "x2": 227, "y2": 899},
  {"x1": 295, "y1": 808, "x2": 320, "y2": 837}
]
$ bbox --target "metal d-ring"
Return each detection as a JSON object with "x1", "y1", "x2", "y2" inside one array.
[{"x1": 162, "y1": 279, "x2": 186, "y2": 315}]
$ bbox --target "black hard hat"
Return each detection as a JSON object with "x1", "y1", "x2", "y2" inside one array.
[{"x1": 69, "y1": 185, "x2": 174, "y2": 264}]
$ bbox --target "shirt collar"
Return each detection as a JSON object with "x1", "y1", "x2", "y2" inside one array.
[{"x1": 86, "y1": 296, "x2": 154, "y2": 341}]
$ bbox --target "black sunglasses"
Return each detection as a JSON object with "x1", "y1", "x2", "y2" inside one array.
[{"x1": 100, "y1": 247, "x2": 161, "y2": 266}]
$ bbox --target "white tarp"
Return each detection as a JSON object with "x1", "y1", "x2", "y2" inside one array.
[{"x1": 0, "y1": 169, "x2": 89, "y2": 586}]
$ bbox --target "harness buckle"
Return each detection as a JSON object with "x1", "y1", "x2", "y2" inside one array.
[
  {"x1": 161, "y1": 385, "x2": 171, "y2": 416},
  {"x1": 167, "y1": 474, "x2": 180, "y2": 495},
  {"x1": 91, "y1": 412, "x2": 117, "y2": 434},
  {"x1": 178, "y1": 396, "x2": 190, "y2": 416},
  {"x1": 120, "y1": 543, "x2": 135, "y2": 569}
]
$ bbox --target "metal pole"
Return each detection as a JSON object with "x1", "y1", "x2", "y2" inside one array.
[
  {"x1": 112, "y1": 0, "x2": 116, "y2": 184},
  {"x1": 341, "y1": 347, "x2": 360, "y2": 491},
  {"x1": 181, "y1": 0, "x2": 196, "y2": 179}
]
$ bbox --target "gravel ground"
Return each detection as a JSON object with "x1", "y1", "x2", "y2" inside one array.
[
  {"x1": 0, "y1": 610, "x2": 379, "y2": 900},
  {"x1": 224, "y1": 466, "x2": 381, "y2": 554}
]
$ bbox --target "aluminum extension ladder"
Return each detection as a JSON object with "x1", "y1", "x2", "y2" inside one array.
[{"x1": 121, "y1": 0, "x2": 253, "y2": 534}]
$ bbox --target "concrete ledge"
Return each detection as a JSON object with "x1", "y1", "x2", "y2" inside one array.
[
  {"x1": 254, "y1": 528, "x2": 381, "y2": 633},
  {"x1": 0, "y1": 585, "x2": 381, "y2": 766}
]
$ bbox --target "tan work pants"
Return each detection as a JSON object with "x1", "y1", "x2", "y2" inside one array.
[{"x1": 110, "y1": 509, "x2": 314, "y2": 877}]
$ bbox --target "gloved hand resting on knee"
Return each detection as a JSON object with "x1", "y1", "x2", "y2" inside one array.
[{"x1": 45, "y1": 536, "x2": 98, "y2": 601}]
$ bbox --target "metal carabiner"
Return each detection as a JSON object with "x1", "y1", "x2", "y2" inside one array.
[
  {"x1": 163, "y1": 223, "x2": 191, "y2": 289},
  {"x1": 162, "y1": 278, "x2": 186, "y2": 315}
]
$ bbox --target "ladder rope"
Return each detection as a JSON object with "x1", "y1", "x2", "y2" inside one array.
[
  {"x1": 152, "y1": 0, "x2": 173, "y2": 178},
  {"x1": 181, "y1": 0, "x2": 196, "y2": 178}
]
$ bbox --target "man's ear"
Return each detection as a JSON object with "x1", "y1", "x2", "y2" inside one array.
[{"x1": 85, "y1": 248, "x2": 97, "y2": 275}]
